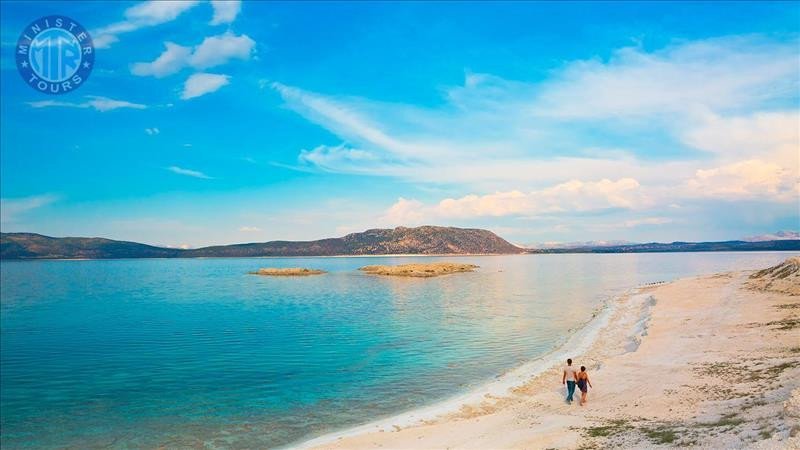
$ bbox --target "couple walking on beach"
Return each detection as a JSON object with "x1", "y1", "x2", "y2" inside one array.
[{"x1": 561, "y1": 358, "x2": 592, "y2": 406}]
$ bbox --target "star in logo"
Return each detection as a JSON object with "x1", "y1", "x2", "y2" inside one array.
[
  {"x1": 82, "y1": 61, "x2": 91, "y2": 69},
  {"x1": 20, "y1": 60, "x2": 28, "y2": 68}
]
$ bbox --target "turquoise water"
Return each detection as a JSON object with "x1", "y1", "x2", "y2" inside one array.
[{"x1": 0, "y1": 252, "x2": 793, "y2": 449}]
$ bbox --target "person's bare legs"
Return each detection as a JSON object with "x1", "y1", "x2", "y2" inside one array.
[{"x1": 580, "y1": 391, "x2": 587, "y2": 406}]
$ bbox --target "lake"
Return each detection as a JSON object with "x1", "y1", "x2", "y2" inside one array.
[{"x1": 0, "y1": 252, "x2": 793, "y2": 448}]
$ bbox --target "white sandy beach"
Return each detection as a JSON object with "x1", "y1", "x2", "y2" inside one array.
[{"x1": 304, "y1": 258, "x2": 800, "y2": 449}]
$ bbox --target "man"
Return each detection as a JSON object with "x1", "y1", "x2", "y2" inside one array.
[{"x1": 562, "y1": 358, "x2": 578, "y2": 403}]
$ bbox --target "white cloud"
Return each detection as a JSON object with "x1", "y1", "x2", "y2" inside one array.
[
  {"x1": 190, "y1": 32, "x2": 255, "y2": 69},
  {"x1": 27, "y1": 96, "x2": 146, "y2": 112},
  {"x1": 181, "y1": 73, "x2": 230, "y2": 100},
  {"x1": 685, "y1": 159, "x2": 798, "y2": 200},
  {"x1": 1, "y1": 194, "x2": 58, "y2": 223},
  {"x1": 298, "y1": 144, "x2": 381, "y2": 173},
  {"x1": 273, "y1": 35, "x2": 799, "y2": 219},
  {"x1": 93, "y1": 34, "x2": 119, "y2": 49},
  {"x1": 681, "y1": 111, "x2": 799, "y2": 163},
  {"x1": 238, "y1": 226, "x2": 261, "y2": 232},
  {"x1": 125, "y1": 0, "x2": 199, "y2": 25},
  {"x1": 131, "y1": 42, "x2": 192, "y2": 77},
  {"x1": 167, "y1": 166, "x2": 212, "y2": 179},
  {"x1": 271, "y1": 82, "x2": 434, "y2": 160},
  {"x1": 86, "y1": 96, "x2": 148, "y2": 112},
  {"x1": 93, "y1": 1, "x2": 200, "y2": 49},
  {"x1": 132, "y1": 32, "x2": 255, "y2": 77},
  {"x1": 381, "y1": 178, "x2": 644, "y2": 224},
  {"x1": 210, "y1": 0, "x2": 242, "y2": 25},
  {"x1": 623, "y1": 217, "x2": 673, "y2": 228},
  {"x1": 678, "y1": 110, "x2": 799, "y2": 202},
  {"x1": 381, "y1": 198, "x2": 426, "y2": 225},
  {"x1": 533, "y1": 36, "x2": 799, "y2": 119},
  {"x1": 443, "y1": 178, "x2": 643, "y2": 217},
  {"x1": 144, "y1": 127, "x2": 160, "y2": 135}
]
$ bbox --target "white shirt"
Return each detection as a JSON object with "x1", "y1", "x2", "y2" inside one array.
[{"x1": 564, "y1": 365, "x2": 578, "y2": 382}]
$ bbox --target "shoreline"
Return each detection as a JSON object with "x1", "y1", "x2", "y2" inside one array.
[
  {"x1": 3, "y1": 249, "x2": 799, "y2": 262},
  {"x1": 298, "y1": 263, "x2": 799, "y2": 449},
  {"x1": 293, "y1": 284, "x2": 656, "y2": 449}
]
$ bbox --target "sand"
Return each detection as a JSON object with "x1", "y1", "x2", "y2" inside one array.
[
  {"x1": 747, "y1": 256, "x2": 800, "y2": 296},
  {"x1": 249, "y1": 268, "x2": 327, "y2": 276},
  {"x1": 358, "y1": 263, "x2": 479, "y2": 277},
  {"x1": 305, "y1": 258, "x2": 800, "y2": 449}
]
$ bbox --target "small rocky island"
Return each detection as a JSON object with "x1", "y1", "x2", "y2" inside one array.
[
  {"x1": 358, "y1": 262, "x2": 478, "y2": 278},
  {"x1": 249, "y1": 268, "x2": 327, "y2": 276}
]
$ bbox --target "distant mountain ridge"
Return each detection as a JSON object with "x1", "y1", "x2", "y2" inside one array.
[
  {"x1": 742, "y1": 231, "x2": 800, "y2": 242},
  {"x1": 0, "y1": 226, "x2": 523, "y2": 260},
  {"x1": 528, "y1": 240, "x2": 800, "y2": 253},
  {"x1": 526, "y1": 239, "x2": 634, "y2": 250},
  {"x1": 2, "y1": 227, "x2": 798, "y2": 260},
  {"x1": 525, "y1": 231, "x2": 800, "y2": 252}
]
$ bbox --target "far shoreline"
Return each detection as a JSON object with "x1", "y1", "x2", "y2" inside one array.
[{"x1": 2, "y1": 249, "x2": 799, "y2": 262}]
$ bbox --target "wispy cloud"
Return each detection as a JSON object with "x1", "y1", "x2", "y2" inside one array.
[
  {"x1": 622, "y1": 217, "x2": 673, "y2": 228},
  {"x1": 181, "y1": 73, "x2": 230, "y2": 100},
  {"x1": 210, "y1": 0, "x2": 242, "y2": 25},
  {"x1": 272, "y1": 35, "x2": 799, "y2": 223},
  {"x1": 238, "y1": 225, "x2": 261, "y2": 232},
  {"x1": 131, "y1": 42, "x2": 192, "y2": 78},
  {"x1": 0, "y1": 194, "x2": 58, "y2": 223},
  {"x1": 532, "y1": 36, "x2": 798, "y2": 119},
  {"x1": 93, "y1": 0, "x2": 201, "y2": 48},
  {"x1": 132, "y1": 32, "x2": 255, "y2": 78},
  {"x1": 144, "y1": 127, "x2": 160, "y2": 135},
  {"x1": 27, "y1": 96, "x2": 146, "y2": 112},
  {"x1": 167, "y1": 166, "x2": 213, "y2": 179}
]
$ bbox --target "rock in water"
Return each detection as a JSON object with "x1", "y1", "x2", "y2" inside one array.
[{"x1": 358, "y1": 262, "x2": 478, "y2": 277}]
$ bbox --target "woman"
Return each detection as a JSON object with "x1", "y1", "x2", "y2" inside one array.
[{"x1": 576, "y1": 366, "x2": 593, "y2": 406}]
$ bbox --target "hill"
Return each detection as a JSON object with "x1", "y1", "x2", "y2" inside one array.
[
  {"x1": 0, "y1": 226, "x2": 523, "y2": 259},
  {"x1": 0, "y1": 233, "x2": 181, "y2": 259}
]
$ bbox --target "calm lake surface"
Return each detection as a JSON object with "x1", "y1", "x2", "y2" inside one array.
[{"x1": 1, "y1": 252, "x2": 794, "y2": 448}]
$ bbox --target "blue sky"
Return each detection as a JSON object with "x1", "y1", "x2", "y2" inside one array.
[{"x1": 1, "y1": 1, "x2": 798, "y2": 247}]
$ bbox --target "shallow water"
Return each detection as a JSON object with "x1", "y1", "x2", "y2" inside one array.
[{"x1": 0, "y1": 252, "x2": 793, "y2": 448}]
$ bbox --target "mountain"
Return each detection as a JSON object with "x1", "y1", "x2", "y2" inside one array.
[
  {"x1": 742, "y1": 231, "x2": 800, "y2": 242},
  {"x1": 524, "y1": 239, "x2": 635, "y2": 250},
  {"x1": 0, "y1": 233, "x2": 181, "y2": 259},
  {"x1": 4, "y1": 228, "x2": 798, "y2": 260},
  {"x1": 0, "y1": 226, "x2": 523, "y2": 260},
  {"x1": 528, "y1": 240, "x2": 800, "y2": 253}
]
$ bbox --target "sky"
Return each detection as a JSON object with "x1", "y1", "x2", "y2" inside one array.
[{"x1": 1, "y1": 1, "x2": 798, "y2": 248}]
